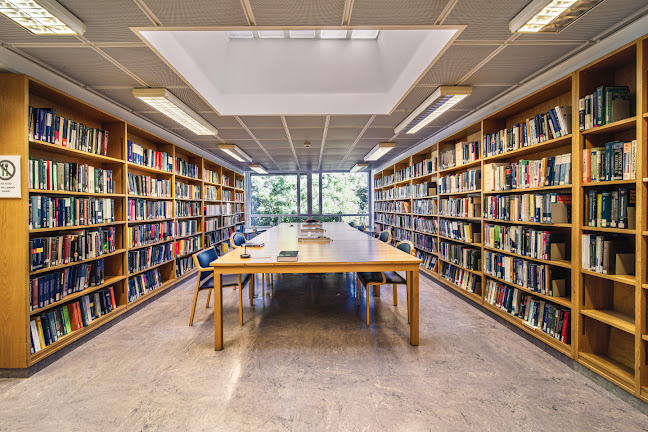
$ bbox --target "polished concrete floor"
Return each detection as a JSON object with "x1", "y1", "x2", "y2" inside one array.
[{"x1": 1, "y1": 272, "x2": 647, "y2": 431}]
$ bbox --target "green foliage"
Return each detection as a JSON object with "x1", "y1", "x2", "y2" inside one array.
[
  {"x1": 321, "y1": 172, "x2": 368, "y2": 214},
  {"x1": 250, "y1": 175, "x2": 298, "y2": 215}
]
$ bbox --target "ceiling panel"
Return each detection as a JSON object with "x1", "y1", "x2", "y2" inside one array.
[
  {"x1": 350, "y1": 0, "x2": 446, "y2": 25},
  {"x1": 285, "y1": 116, "x2": 327, "y2": 128},
  {"x1": 238, "y1": 116, "x2": 284, "y2": 128},
  {"x1": 370, "y1": 112, "x2": 410, "y2": 128},
  {"x1": 101, "y1": 47, "x2": 185, "y2": 88},
  {"x1": 200, "y1": 114, "x2": 241, "y2": 129},
  {"x1": 360, "y1": 127, "x2": 396, "y2": 140},
  {"x1": 418, "y1": 44, "x2": 499, "y2": 85},
  {"x1": 167, "y1": 128, "x2": 209, "y2": 141},
  {"x1": 17, "y1": 47, "x2": 140, "y2": 87},
  {"x1": 143, "y1": 0, "x2": 249, "y2": 26},
  {"x1": 329, "y1": 115, "x2": 373, "y2": 127},
  {"x1": 393, "y1": 86, "x2": 436, "y2": 112},
  {"x1": 326, "y1": 128, "x2": 364, "y2": 140},
  {"x1": 325, "y1": 140, "x2": 355, "y2": 149},
  {"x1": 289, "y1": 128, "x2": 324, "y2": 142},
  {"x1": 94, "y1": 88, "x2": 152, "y2": 111},
  {"x1": 217, "y1": 129, "x2": 255, "y2": 140},
  {"x1": 249, "y1": 0, "x2": 346, "y2": 25},
  {"x1": 452, "y1": 85, "x2": 510, "y2": 111},
  {"x1": 249, "y1": 129, "x2": 288, "y2": 140},
  {"x1": 445, "y1": 0, "x2": 530, "y2": 41}
]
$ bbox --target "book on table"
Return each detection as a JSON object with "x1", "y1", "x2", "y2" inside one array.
[{"x1": 277, "y1": 251, "x2": 299, "y2": 262}]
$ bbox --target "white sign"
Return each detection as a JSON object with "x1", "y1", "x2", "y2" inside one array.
[{"x1": 0, "y1": 156, "x2": 21, "y2": 198}]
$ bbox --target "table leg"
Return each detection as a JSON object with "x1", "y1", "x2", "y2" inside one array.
[
  {"x1": 249, "y1": 274, "x2": 255, "y2": 305},
  {"x1": 214, "y1": 271, "x2": 223, "y2": 351},
  {"x1": 409, "y1": 269, "x2": 419, "y2": 346}
]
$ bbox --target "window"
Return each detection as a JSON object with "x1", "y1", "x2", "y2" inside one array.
[{"x1": 250, "y1": 174, "x2": 297, "y2": 226}]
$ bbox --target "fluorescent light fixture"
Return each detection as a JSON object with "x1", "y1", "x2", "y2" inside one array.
[
  {"x1": 219, "y1": 144, "x2": 253, "y2": 163},
  {"x1": 249, "y1": 164, "x2": 268, "y2": 174},
  {"x1": 351, "y1": 29, "x2": 380, "y2": 39},
  {"x1": 364, "y1": 142, "x2": 396, "y2": 162},
  {"x1": 320, "y1": 29, "x2": 348, "y2": 39},
  {"x1": 0, "y1": 0, "x2": 85, "y2": 35},
  {"x1": 257, "y1": 30, "x2": 284, "y2": 38},
  {"x1": 350, "y1": 163, "x2": 368, "y2": 173},
  {"x1": 510, "y1": 0, "x2": 603, "y2": 33},
  {"x1": 133, "y1": 88, "x2": 218, "y2": 136},
  {"x1": 226, "y1": 30, "x2": 253, "y2": 38},
  {"x1": 289, "y1": 30, "x2": 315, "y2": 38},
  {"x1": 394, "y1": 86, "x2": 472, "y2": 135}
]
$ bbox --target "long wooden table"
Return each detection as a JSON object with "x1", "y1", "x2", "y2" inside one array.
[{"x1": 209, "y1": 222, "x2": 421, "y2": 350}]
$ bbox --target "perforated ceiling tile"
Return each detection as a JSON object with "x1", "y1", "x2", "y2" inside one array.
[
  {"x1": 284, "y1": 116, "x2": 327, "y2": 128},
  {"x1": 249, "y1": 129, "x2": 289, "y2": 140},
  {"x1": 143, "y1": 0, "x2": 248, "y2": 26},
  {"x1": 289, "y1": 128, "x2": 324, "y2": 142},
  {"x1": 360, "y1": 127, "x2": 397, "y2": 139},
  {"x1": 217, "y1": 128, "x2": 255, "y2": 140},
  {"x1": 350, "y1": 0, "x2": 446, "y2": 25},
  {"x1": 93, "y1": 88, "x2": 152, "y2": 112},
  {"x1": 167, "y1": 87, "x2": 215, "y2": 113},
  {"x1": 249, "y1": 0, "x2": 346, "y2": 25},
  {"x1": 445, "y1": 0, "x2": 530, "y2": 41},
  {"x1": 370, "y1": 113, "x2": 410, "y2": 128},
  {"x1": 200, "y1": 114, "x2": 242, "y2": 128},
  {"x1": 419, "y1": 44, "x2": 499, "y2": 85},
  {"x1": 326, "y1": 128, "x2": 364, "y2": 140},
  {"x1": 239, "y1": 116, "x2": 284, "y2": 128},
  {"x1": 393, "y1": 86, "x2": 436, "y2": 112},
  {"x1": 166, "y1": 128, "x2": 207, "y2": 141},
  {"x1": 324, "y1": 140, "x2": 354, "y2": 149},
  {"x1": 17, "y1": 47, "x2": 140, "y2": 87},
  {"x1": 468, "y1": 43, "x2": 580, "y2": 85},
  {"x1": 452, "y1": 85, "x2": 510, "y2": 111},
  {"x1": 101, "y1": 47, "x2": 185, "y2": 88}
]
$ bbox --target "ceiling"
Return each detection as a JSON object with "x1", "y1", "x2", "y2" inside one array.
[{"x1": 1, "y1": 0, "x2": 647, "y2": 172}]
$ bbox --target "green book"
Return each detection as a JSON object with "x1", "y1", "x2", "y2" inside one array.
[
  {"x1": 277, "y1": 251, "x2": 299, "y2": 262},
  {"x1": 62, "y1": 305, "x2": 72, "y2": 334}
]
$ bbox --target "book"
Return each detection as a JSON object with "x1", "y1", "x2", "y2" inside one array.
[{"x1": 277, "y1": 251, "x2": 299, "y2": 262}]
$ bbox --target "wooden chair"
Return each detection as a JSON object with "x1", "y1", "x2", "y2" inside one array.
[
  {"x1": 253, "y1": 226, "x2": 267, "y2": 236},
  {"x1": 356, "y1": 225, "x2": 366, "y2": 233},
  {"x1": 356, "y1": 240, "x2": 416, "y2": 325},
  {"x1": 190, "y1": 247, "x2": 253, "y2": 327},
  {"x1": 378, "y1": 229, "x2": 391, "y2": 243},
  {"x1": 229, "y1": 231, "x2": 246, "y2": 249},
  {"x1": 348, "y1": 221, "x2": 356, "y2": 227}
]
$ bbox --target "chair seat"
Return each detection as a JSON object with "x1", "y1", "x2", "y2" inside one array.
[
  {"x1": 199, "y1": 273, "x2": 253, "y2": 290},
  {"x1": 358, "y1": 271, "x2": 406, "y2": 286},
  {"x1": 383, "y1": 271, "x2": 407, "y2": 284}
]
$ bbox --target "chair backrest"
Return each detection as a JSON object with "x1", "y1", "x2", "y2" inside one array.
[
  {"x1": 230, "y1": 232, "x2": 246, "y2": 248},
  {"x1": 356, "y1": 225, "x2": 365, "y2": 232},
  {"x1": 221, "y1": 243, "x2": 229, "y2": 253},
  {"x1": 348, "y1": 221, "x2": 355, "y2": 227},
  {"x1": 253, "y1": 227, "x2": 259, "y2": 236},
  {"x1": 396, "y1": 240, "x2": 416, "y2": 256},
  {"x1": 379, "y1": 229, "x2": 391, "y2": 243},
  {"x1": 193, "y1": 247, "x2": 219, "y2": 282},
  {"x1": 305, "y1": 218, "x2": 320, "y2": 223}
]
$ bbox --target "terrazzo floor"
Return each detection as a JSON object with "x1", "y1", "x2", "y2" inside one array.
[{"x1": 0, "y1": 272, "x2": 646, "y2": 431}]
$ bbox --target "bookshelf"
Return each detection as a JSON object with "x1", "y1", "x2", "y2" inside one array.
[
  {"x1": 371, "y1": 33, "x2": 648, "y2": 403},
  {"x1": 0, "y1": 74, "x2": 246, "y2": 370}
]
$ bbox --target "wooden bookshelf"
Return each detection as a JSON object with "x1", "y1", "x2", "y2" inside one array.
[{"x1": 0, "y1": 74, "x2": 246, "y2": 370}]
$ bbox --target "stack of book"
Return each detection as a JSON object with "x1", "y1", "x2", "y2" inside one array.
[
  {"x1": 128, "y1": 221, "x2": 175, "y2": 248},
  {"x1": 29, "y1": 196, "x2": 115, "y2": 229},
  {"x1": 413, "y1": 157, "x2": 437, "y2": 177},
  {"x1": 30, "y1": 227, "x2": 116, "y2": 271},
  {"x1": 29, "y1": 158, "x2": 113, "y2": 194},
  {"x1": 483, "y1": 193, "x2": 571, "y2": 223},
  {"x1": 440, "y1": 261, "x2": 479, "y2": 293},
  {"x1": 484, "y1": 223, "x2": 565, "y2": 261},
  {"x1": 127, "y1": 140, "x2": 173, "y2": 172},
  {"x1": 439, "y1": 219, "x2": 479, "y2": 243},
  {"x1": 483, "y1": 153, "x2": 571, "y2": 191},
  {"x1": 579, "y1": 86, "x2": 631, "y2": 130},
  {"x1": 582, "y1": 140, "x2": 637, "y2": 182},
  {"x1": 176, "y1": 157, "x2": 198, "y2": 178},
  {"x1": 413, "y1": 216, "x2": 438, "y2": 234},
  {"x1": 127, "y1": 199, "x2": 172, "y2": 221},
  {"x1": 581, "y1": 235, "x2": 634, "y2": 275},
  {"x1": 586, "y1": 188, "x2": 635, "y2": 228},
  {"x1": 484, "y1": 251, "x2": 567, "y2": 296},
  {"x1": 439, "y1": 196, "x2": 481, "y2": 218},
  {"x1": 438, "y1": 169, "x2": 481, "y2": 194},
  {"x1": 128, "y1": 268, "x2": 162, "y2": 301},
  {"x1": 128, "y1": 174, "x2": 171, "y2": 197},
  {"x1": 412, "y1": 199, "x2": 436, "y2": 215},
  {"x1": 128, "y1": 243, "x2": 173, "y2": 273},
  {"x1": 440, "y1": 242, "x2": 480, "y2": 270},
  {"x1": 175, "y1": 182, "x2": 200, "y2": 200}
]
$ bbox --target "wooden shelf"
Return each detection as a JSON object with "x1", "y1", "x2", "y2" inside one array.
[
  {"x1": 129, "y1": 238, "x2": 175, "y2": 251},
  {"x1": 203, "y1": 180, "x2": 220, "y2": 187},
  {"x1": 438, "y1": 257, "x2": 482, "y2": 275},
  {"x1": 412, "y1": 213, "x2": 437, "y2": 217},
  {"x1": 414, "y1": 245, "x2": 437, "y2": 254},
  {"x1": 30, "y1": 220, "x2": 125, "y2": 233},
  {"x1": 174, "y1": 173, "x2": 201, "y2": 182},
  {"x1": 581, "y1": 309, "x2": 635, "y2": 334},
  {"x1": 392, "y1": 178, "x2": 412, "y2": 186},
  {"x1": 412, "y1": 229, "x2": 439, "y2": 236},
  {"x1": 128, "y1": 258, "x2": 174, "y2": 277},
  {"x1": 29, "y1": 140, "x2": 124, "y2": 164},
  {"x1": 483, "y1": 134, "x2": 572, "y2": 162},
  {"x1": 128, "y1": 194, "x2": 173, "y2": 200},
  {"x1": 412, "y1": 195, "x2": 438, "y2": 200},
  {"x1": 483, "y1": 184, "x2": 571, "y2": 195},
  {"x1": 580, "y1": 116, "x2": 636, "y2": 135},
  {"x1": 483, "y1": 219, "x2": 571, "y2": 228},
  {"x1": 438, "y1": 215, "x2": 481, "y2": 222},
  {"x1": 175, "y1": 197, "x2": 202, "y2": 202},
  {"x1": 484, "y1": 273, "x2": 571, "y2": 308},
  {"x1": 483, "y1": 246, "x2": 572, "y2": 269},
  {"x1": 175, "y1": 232, "x2": 202, "y2": 241},
  {"x1": 578, "y1": 352, "x2": 635, "y2": 389},
  {"x1": 176, "y1": 215, "x2": 202, "y2": 220},
  {"x1": 30, "y1": 275, "x2": 127, "y2": 316},
  {"x1": 28, "y1": 189, "x2": 125, "y2": 198},
  {"x1": 411, "y1": 172, "x2": 436, "y2": 181},
  {"x1": 126, "y1": 162, "x2": 173, "y2": 176},
  {"x1": 431, "y1": 272, "x2": 482, "y2": 304},
  {"x1": 581, "y1": 226, "x2": 635, "y2": 234},
  {"x1": 30, "y1": 249, "x2": 126, "y2": 276},
  {"x1": 438, "y1": 235, "x2": 481, "y2": 247},
  {"x1": 437, "y1": 159, "x2": 482, "y2": 175},
  {"x1": 175, "y1": 250, "x2": 199, "y2": 259},
  {"x1": 581, "y1": 179, "x2": 637, "y2": 187},
  {"x1": 438, "y1": 190, "x2": 481, "y2": 197},
  {"x1": 128, "y1": 217, "x2": 174, "y2": 224},
  {"x1": 580, "y1": 269, "x2": 636, "y2": 285}
]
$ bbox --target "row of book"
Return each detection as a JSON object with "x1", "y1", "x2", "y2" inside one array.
[
  {"x1": 176, "y1": 256, "x2": 196, "y2": 278},
  {"x1": 438, "y1": 169, "x2": 481, "y2": 194},
  {"x1": 127, "y1": 140, "x2": 173, "y2": 172},
  {"x1": 439, "y1": 219, "x2": 478, "y2": 244},
  {"x1": 578, "y1": 86, "x2": 630, "y2": 131},
  {"x1": 223, "y1": 215, "x2": 242, "y2": 226},
  {"x1": 128, "y1": 173, "x2": 171, "y2": 197},
  {"x1": 234, "y1": 192, "x2": 244, "y2": 202},
  {"x1": 394, "y1": 185, "x2": 411, "y2": 199},
  {"x1": 394, "y1": 215, "x2": 412, "y2": 229},
  {"x1": 414, "y1": 233, "x2": 437, "y2": 253},
  {"x1": 176, "y1": 157, "x2": 198, "y2": 179},
  {"x1": 375, "y1": 213, "x2": 394, "y2": 225},
  {"x1": 127, "y1": 221, "x2": 175, "y2": 248},
  {"x1": 128, "y1": 199, "x2": 172, "y2": 221},
  {"x1": 28, "y1": 106, "x2": 109, "y2": 156},
  {"x1": 235, "y1": 179, "x2": 244, "y2": 189},
  {"x1": 222, "y1": 190, "x2": 233, "y2": 201},
  {"x1": 30, "y1": 286, "x2": 117, "y2": 353},
  {"x1": 375, "y1": 174, "x2": 394, "y2": 189},
  {"x1": 177, "y1": 220, "x2": 199, "y2": 237},
  {"x1": 483, "y1": 193, "x2": 572, "y2": 224},
  {"x1": 581, "y1": 234, "x2": 634, "y2": 276},
  {"x1": 29, "y1": 195, "x2": 115, "y2": 230},
  {"x1": 413, "y1": 216, "x2": 438, "y2": 234},
  {"x1": 484, "y1": 223, "x2": 565, "y2": 261},
  {"x1": 176, "y1": 182, "x2": 200, "y2": 200},
  {"x1": 586, "y1": 188, "x2": 635, "y2": 229},
  {"x1": 440, "y1": 261, "x2": 480, "y2": 293},
  {"x1": 483, "y1": 105, "x2": 571, "y2": 157},
  {"x1": 483, "y1": 153, "x2": 571, "y2": 191},
  {"x1": 205, "y1": 231, "x2": 221, "y2": 247},
  {"x1": 128, "y1": 243, "x2": 173, "y2": 274},
  {"x1": 393, "y1": 228, "x2": 411, "y2": 242},
  {"x1": 439, "y1": 242, "x2": 480, "y2": 271},
  {"x1": 375, "y1": 202, "x2": 395, "y2": 212},
  {"x1": 30, "y1": 227, "x2": 116, "y2": 271},
  {"x1": 395, "y1": 201, "x2": 410, "y2": 213},
  {"x1": 177, "y1": 201, "x2": 201, "y2": 218},
  {"x1": 440, "y1": 141, "x2": 480, "y2": 170},
  {"x1": 204, "y1": 219, "x2": 218, "y2": 232},
  {"x1": 412, "y1": 182, "x2": 436, "y2": 198},
  {"x1": 484, "y1": 279, "x2": 570, "y2": 343},
  {"x1": 417, "y1": 250, "x2": 438, "y2": 272},
  {"x1": 205, "y1": 185, "x2": 218, "y2": 201},
  {"x1": 412, "y1": 199, "x2": 436, "y2": 215},
  {"x1": 29, "y1": 158, "x2": 114, "y2": 194},
  {"x1": 483, "y1": 251, "x2": 567, "y2": 297},
  {"x1": 439, "y1": 196, "x2": 481, "y2": 218},
  {"x1": 204, "y1": 169, "x2": 220, "y2": 184},
  {"x1": 30, "y1": 259, "x2": 105, "y2": 310},
  {"x1": 204, "y1": 203, "x2": 238, "y2": 216},
  {"x1": 413, "y1": 157, "x2": 437, "y2": 178},
  {"x1": 582, "y1": 140, "x2": 637, "y2": 182},
  {"x1": 395, "y1": 165, "x2": 412, "y2": 183},
  {"x1": 222, "y1": 175, "x2": 230, "y2": 186},
  {"x1": 127, "y1": 268, "x2": 162, "y2": 302},
  {"x1": 175, "y1": 236, "x2": 201, "y2": 257},
  {"x1": 375, "y1": 189, "x2": 394, "y2": 201}
]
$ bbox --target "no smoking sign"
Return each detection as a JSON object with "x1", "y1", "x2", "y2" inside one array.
[{"x1": 0, "y1": 156, "x2": 21, "y2": 198}]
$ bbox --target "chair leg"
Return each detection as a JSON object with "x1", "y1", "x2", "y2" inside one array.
[
  {"x1": 393, "y1": 284, "x2": 398, "y2": 306},
  {"x1": 239, "y1": 278, "x2": 243, "y2": 327},
  {"x1": 205, "y1": 288, "x2": 212, "y2": 308},
  {"x1": 189, "y1": 280, "x2": 200, "y2": 326},
  {"x1": 406, "y1": 281, "x2": 410, "y2": 324},
  {"x1": 262, "y1": 274, "x2": 265, "y2": 298},
  {"x1": 357, "y1": 277, "x2": 361, "y2": 306},
  {"x1": 366, "y1": 285, "x2": 371, "y2": 325}
]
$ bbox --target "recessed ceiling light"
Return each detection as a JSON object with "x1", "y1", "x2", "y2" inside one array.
[
  {"x1": 350, "y1": 163, "x2": 368, "y2": 173},
  {"x1": 364, "y1": 142, "x2": 395, "y2": 162},
  {"x1": 510, "y1": 0, "x2": 603, "y2": 33},
  {"x1": 257, "y1": 30, "x2": 284, "y2": 38},
  {"x1": 350, "y1": 29, "x2": 380, "y2": 40},
  {"x1": 132, "y1": 88, "x2": 218, "y2": 136},
  {"x1": 226, "y1": 30, "x2": 253, "y2": 38},
  {"x1": 394, "y1": 86, "x2": 472, "y2": 135},
  {"x1": 219, "y1": 144, "x2": 253, "y2": 162},
  {"x1": 249, "y1": 164, "x2": 268, "y2": 174},
  {"x1": 320, "y1": 29, "x2": 348, "y2": 39},
  {"x1": 0, "y1": 0, "x2": 85, "y2": 35},
  {"x1": 289, "y1": 30, "x2": 316, "y2": 39}
]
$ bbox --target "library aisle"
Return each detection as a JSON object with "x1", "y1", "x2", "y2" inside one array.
[{"x1": 0, "y1": 274, "x2": 645, "y2": 430}]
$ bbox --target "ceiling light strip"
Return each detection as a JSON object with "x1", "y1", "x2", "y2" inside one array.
[
  {"x1": 510, "y1": 0, "x2": 604, "y2": 33},
  {"x1": 364, "y1": 142, "x2": 396, "y2": 161},
  {"x1": 249, "y1": 164, "x2": 267, "y2": 174},
  {"x1": 0, "y1": 0, "x2": 85, "y2": 35},
  {"x1": 350, "y1": 163, "x2": 368, "y2": 173},
  {"x1": 218, "y1": 144, "x2": 252, "y2": 162},
  {"x1": 394, "y1": 86, "x2": 472, "y2": 135}
]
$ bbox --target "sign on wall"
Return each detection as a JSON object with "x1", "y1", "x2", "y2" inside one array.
[{"x1": 0, "y1": 156, "x2": 21, "y2": 198}]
